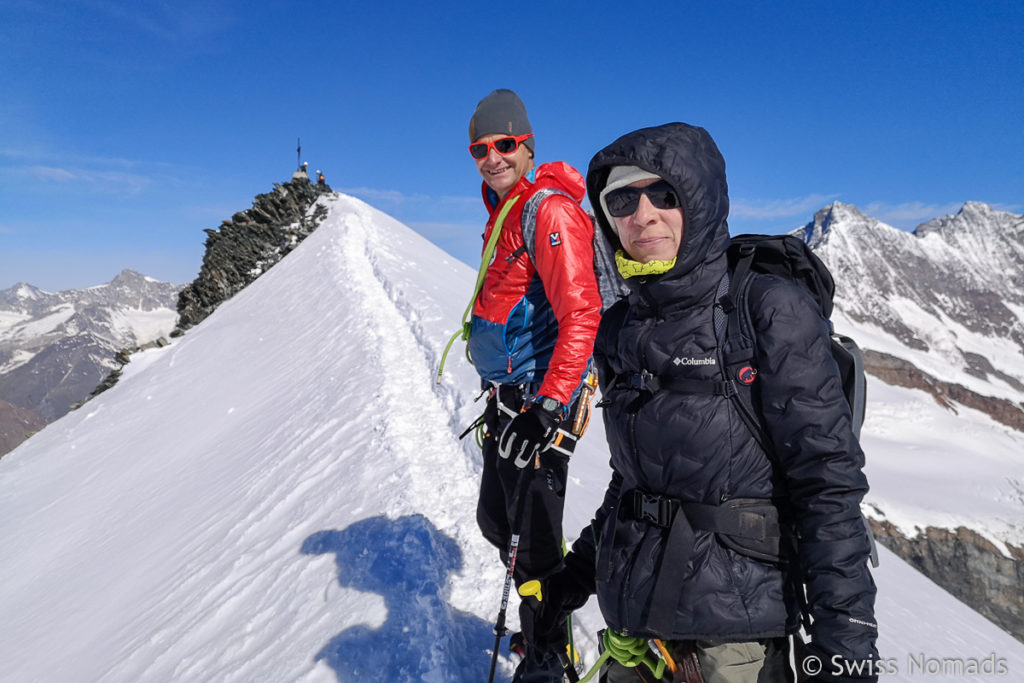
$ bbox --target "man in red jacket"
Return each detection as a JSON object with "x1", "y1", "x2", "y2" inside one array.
[{"x1": 466, "y1": 89, "x2": 602, "y2": 681}]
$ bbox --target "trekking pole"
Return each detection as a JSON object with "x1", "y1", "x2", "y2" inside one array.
[
  {"x1": 558, "y1": 649, "x2": 581, "y2": 682},
  {"x1": 487, "y1": 463, "x2": 534, "y2": 683}
]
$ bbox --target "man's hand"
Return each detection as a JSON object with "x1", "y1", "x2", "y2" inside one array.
[{"x1": 498, "y1": 399, "x2": 564, "y2": 468}]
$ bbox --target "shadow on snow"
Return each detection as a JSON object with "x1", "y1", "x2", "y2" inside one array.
[{"x1": 302, "y1": 514, "x2": 494, "y2": 682}]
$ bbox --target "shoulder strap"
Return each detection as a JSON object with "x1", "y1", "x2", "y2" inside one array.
[
  {"x1": 714, "y1": 255, "x2": 777, "y2": 459},
  {"x1": 523, "y1": 187, "x2": 628, "y2": 311},
  {"x1": 521, "y1": 187, "x2": 571, "y2": 265},
  {"x1": 436, "y1": 194, "x2": 522, "y2": 383},
  {"x1": 594, "y1": 299, "x2": 631, "y2": 397}
]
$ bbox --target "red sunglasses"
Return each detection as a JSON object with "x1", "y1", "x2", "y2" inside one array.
[{"x1": 468, "y1": 133, "x2": 533, "y2": 160}]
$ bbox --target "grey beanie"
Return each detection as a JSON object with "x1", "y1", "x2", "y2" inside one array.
[
  {"x1": 469, "y1": 89, "x2": 535, "y2": 152},
  {"x1": 598, "y1": 165, "x2": 662, "y2": 232}
]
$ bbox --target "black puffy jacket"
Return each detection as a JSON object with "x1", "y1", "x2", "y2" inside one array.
[{"x1": 573, "y1": 123, "x2": 878, "y2": 667}]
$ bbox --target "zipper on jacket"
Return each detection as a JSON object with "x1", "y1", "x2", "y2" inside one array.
[{"x1": 503, "y1": 295, "x2": 530, "y2": 374}]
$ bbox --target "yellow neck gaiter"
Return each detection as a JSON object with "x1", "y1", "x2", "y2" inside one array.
[{"x1": 615, "y1": 249, "x2": 677, "y2": 279}]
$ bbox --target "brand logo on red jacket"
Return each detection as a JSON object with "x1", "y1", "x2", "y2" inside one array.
[{"x1": 549, "y1": 232, "x2": 561, "y2": 246}]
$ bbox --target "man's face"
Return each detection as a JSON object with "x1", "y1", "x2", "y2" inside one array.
[
  {"x1": 473, "y1": 134, "x2": 534, "y2": 199},
  {"x1": 611, "y1": 178, "x2": 684, "y2": 263}
]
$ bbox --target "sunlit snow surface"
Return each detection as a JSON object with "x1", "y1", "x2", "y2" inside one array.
[{"x1": 1, "y1": 194, "x2": 1022, "y2": 682}]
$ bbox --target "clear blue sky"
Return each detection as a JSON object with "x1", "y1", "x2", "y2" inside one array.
[{"x1": 2, "y1": 0, "x2": 1021, "y2": 291}]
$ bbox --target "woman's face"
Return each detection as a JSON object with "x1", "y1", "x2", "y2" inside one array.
[{"x1": 610, "y1": 178, "x2": 684, "y2": 263}]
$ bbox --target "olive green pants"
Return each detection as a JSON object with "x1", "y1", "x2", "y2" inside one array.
[{"x1": 603, "y1": 637, "x2": 793, "y2": 683}]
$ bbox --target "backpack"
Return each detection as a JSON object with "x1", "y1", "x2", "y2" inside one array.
[
  {"x1": 713, "y1": 234, "x2": 867, "y2": 447},
  {"x1": 714, "y1": 234, "x2": 878, "y2": 570}
]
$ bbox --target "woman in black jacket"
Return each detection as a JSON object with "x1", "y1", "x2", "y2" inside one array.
[{"x1": 524, "y1": 123, "x2": 879, "y2": 683}]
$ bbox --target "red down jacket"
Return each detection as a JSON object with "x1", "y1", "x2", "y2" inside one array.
[{"x1": 467, "y1": 161, "x2": 602, "y2": 406}]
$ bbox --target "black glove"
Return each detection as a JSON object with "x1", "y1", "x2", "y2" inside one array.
[
  {"x1": 498, "y1": 399, "x2": 563, "y2": 468},
  {"x1": 518, "y1": 556, "x2": 594, "y2": 652}
]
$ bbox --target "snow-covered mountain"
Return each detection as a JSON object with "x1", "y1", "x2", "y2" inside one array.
[
  {"x1": 0, "y1": 269, "x2": 180, "y2": 429},
  {"x1": 798, "y1": 200, "x2": 1024, "y2": 640},
  {"x1": 804, "y1": 201, "x2": 1024, "y2": 412},
  {"x1": 2, "y1": 193, "x2": 1023, "y2": 682}
]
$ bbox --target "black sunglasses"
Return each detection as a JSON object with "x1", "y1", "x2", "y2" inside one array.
[
  {"x1": 604, "y1": 180, "x2": 680, "y2": 217},
  {"x1": 468, "y1": 133, "x2": 533, "y2": 160}
]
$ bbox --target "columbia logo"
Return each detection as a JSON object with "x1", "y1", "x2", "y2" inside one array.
[{"x1": 673, "y1": 357, "x2": 716, "y2": 366}]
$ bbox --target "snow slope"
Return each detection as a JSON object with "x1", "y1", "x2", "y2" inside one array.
[
  {"x1": 1, "y1": 194, "x2": 1023, "y2": 682},
  {"x1": 859, "y1": 375, "x2": 1024, "y2": 553}
]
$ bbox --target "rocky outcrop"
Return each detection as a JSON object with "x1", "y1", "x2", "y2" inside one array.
[
  {"x1": 173, "y1": 177, "x2": 332, "y2": 333},
  {"x1": 864, "y1": 349, "x2": 1024, "y2": 432},
  {"x1": 868, "y1": 519, "x2": 1024, "y2": 643},
  {"x1": 63, "y1": 176, "x2": 331, "y2": 417},
  {"x1": 0, "y1": 399, "x2": 47, "y2": 459}
]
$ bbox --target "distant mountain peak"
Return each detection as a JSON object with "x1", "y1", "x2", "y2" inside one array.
[
  {"x1": 800, "y1": 201, "x2": 877, "y2": 248},
  {"x1": 960, "y1": 200, "x2": 994, "y2": 214},
  {"x1": 805, "y1": 197, "x2": 1024, "y2": 409},
  {"x1": 0, "y1": 271, "x2": 181, "y2": 429},
  {"x1": 111, "y1": 269, "x2": 146, "y2": 283},
  {"x1": 915, "y1": 201, "x2": 1021, "y2": 239},
  {"x1": 13, "y1": 283, "x2": 44, "y2": 300}
]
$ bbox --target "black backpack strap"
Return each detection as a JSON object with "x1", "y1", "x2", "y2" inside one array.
[
  {"x1": 715, "y1": 263, "x2": 776, "y2": 459},
  {"x1": 624, "y1": 488, "x2": 784, "y2": 632},
  {"x1": 713, "y1": 271, "x2": 730, "y2": 340},
  {"x1": 594, "y1": 300, "x2": 631, "y2": 402}
]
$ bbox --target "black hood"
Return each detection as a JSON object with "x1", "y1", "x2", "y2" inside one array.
[{"x1": 586, "y1": 123, "x2": 731, "y2": 302}]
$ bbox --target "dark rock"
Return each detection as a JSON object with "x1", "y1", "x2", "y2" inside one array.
[
  {"x1": 174, "y1": 177, "x2": 332, "y2": 333},
  {"x1": 863, "y1": 349, "x2": 1024, "y2": 431},
  {"x1": 869, "y1": 519, "x2": 1024, "y2": 643}
]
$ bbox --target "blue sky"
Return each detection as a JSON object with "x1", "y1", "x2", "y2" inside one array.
[{"x1": 2, "y1": 0, "x2": 1021, "y2": 291}]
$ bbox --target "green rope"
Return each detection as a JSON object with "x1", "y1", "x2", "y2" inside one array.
[
  {"x1": 436, "y1": 194, "x2": 522, "y2": 384},
  {"x1": 578, "y1": 630, "x2": 666, "y2": 682},
  {"x1": 475, "y1": 420, "x2": 486, "y2": 449}
]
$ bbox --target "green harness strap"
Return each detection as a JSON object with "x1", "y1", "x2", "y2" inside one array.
[{"x1": 436, "y1": 194, "x2": 522, "y2": 384}]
